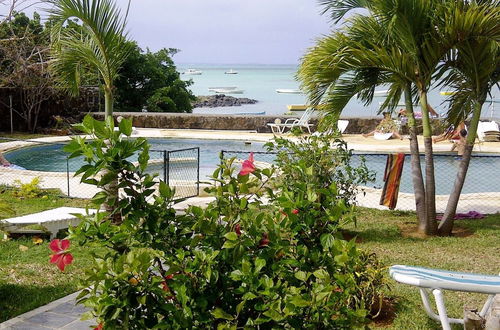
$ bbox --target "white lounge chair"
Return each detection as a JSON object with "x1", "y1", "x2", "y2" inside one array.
[
  {"x1": 1, "y1": 207, "x2": 96, "y2": 239},
  {"x1": 477, "y1": 121, "x2": 500, "y2": 142},
  {"x1": 311, "y1": 120, "x2": 349, "y2": 137},
  {"x1": 267, "y1": 108, "x2": 315, "y2": 134},
  {"x1": 390, "y1": 265, "x2": 500, "y2": 330}
]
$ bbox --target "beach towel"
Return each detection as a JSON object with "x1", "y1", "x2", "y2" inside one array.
[{"x1": 380, "y1": 153, "x2": 405, "y2": 210}]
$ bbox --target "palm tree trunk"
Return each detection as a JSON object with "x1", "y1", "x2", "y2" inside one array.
[
  {"x1": 104, "y1": 87, "x2": 114, "y2": 118},
  {"x1": 420, "y1": 91, "x2": 438, "y2": 235},
  {"x1": 404, "y1": 85, "x2": 427, "y2": 231},
  {"x1": 438, "y1": 101, "x2": 482, "y2": 235}
]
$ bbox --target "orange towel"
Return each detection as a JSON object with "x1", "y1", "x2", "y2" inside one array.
[{"x1": 380, "y1": 153, "x2": 405, "y2": 210}]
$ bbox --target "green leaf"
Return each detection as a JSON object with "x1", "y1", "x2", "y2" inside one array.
[
  {"x1": 313, "y1": 269, "x2": 330, "y2": 281},
  {"x1": 211, "y1": 308, "x2": 234, "y2": 320},
  {"x1": 222, "y1": 240, "x2": 237, "y2": 249},
  {"x1": 224, "y1": 232, "x2": 238, "y2": 241},
  {"x1": 159, "y1": 181, "x2": 172, "y2": 198},
  {"x1": 320, "y1": 233, "x2": 335, "y2": 250},
  {"x1": 254, "y1": 258, "x2": 266, "y2": 273},
  {"x1": 119, "y1": 118, "x2": 133, "y2": 136},
  {"x1": 290, "y1": 296, "x2": 310, "y2": 307},
  {"x1": 294, "y1": 271, "x2": 309, "y2": 282}
]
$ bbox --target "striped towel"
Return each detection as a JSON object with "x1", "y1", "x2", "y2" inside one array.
[{"x1": 379, "y1": 153, "x2": 405, "y2": 210}]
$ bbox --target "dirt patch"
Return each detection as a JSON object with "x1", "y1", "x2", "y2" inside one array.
[
  {"x1": 370, "y1": 296, "x2": 397, "y2": 327},
  {"x1": 340, "y1": 230, "x2": 363, "y2": 243},
  {"x1": 398, "y1": 222, "x2": 474, "y2": 238}
]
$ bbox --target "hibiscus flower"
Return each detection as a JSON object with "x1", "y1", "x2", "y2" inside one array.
[
  {"x1": 49, "y1": 239, "x2": 74, "y2": 271},
  {"x1": 239, "y1": 152, "x2": 256, "y2": 176}
]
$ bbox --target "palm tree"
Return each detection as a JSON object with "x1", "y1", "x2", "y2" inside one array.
[
  {"x1": 437, "y1": 42, "x2": 500, "y2": 235},
  {"x1": 48, "y1": 0, "x2": 131, "y2": 118},
  {"x1": 299, "y1": 0, "x2": 500, "y2": 235}
]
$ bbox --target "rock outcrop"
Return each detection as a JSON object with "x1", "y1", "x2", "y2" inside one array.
[{"x1": 193, "y1": 94, "x2": 258, "y2": 108}]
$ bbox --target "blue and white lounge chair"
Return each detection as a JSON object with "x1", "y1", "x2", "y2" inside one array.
[
  {"x1": 267, "y1": 108, "x2": 315, "y2": 134},
  {"x1": 390, "y1": 265, "x2": 500, "y2": 330}
]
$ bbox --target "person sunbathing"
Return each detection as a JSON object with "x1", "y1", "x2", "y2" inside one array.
[
  {"x1": 363, "y1": 112, "x2": 403, "y2": 140},
  {"x1": 432, "y1": 121, "x2": 466, "y2": 144}
]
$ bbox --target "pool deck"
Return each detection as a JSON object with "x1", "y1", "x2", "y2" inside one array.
[{"x1": 2, "y1": 128, "x2": 500, "y2": 153}]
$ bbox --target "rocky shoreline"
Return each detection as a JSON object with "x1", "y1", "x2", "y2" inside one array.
[{"x1": 193, "y1": 94, "x2": 258, "y2": 108}]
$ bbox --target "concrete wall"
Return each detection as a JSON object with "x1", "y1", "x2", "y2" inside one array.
[{"x1": 93, "y1": 112, "x2": 429, "y2": 134}]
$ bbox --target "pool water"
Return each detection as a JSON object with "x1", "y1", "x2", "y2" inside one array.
[
  {"x1": 5, "y1": 138, "x2": 267, "y2": 179},
  {"x1": 5, "y1": 139, "x2": 500, "y2": 195}
]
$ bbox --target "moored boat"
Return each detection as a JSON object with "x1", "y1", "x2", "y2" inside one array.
[
  {"x1": 208, "y1": 86, "x2": 238, "y2": 92},
  {"x1": 276, "y1": 89, "x2": 302, "y2": 94},
  {"x1": 183, "y1": 68, "x2": 203, "y2": 75},
  {"x1": 213, "y1": 88, "x2": 244, "y2": 94},
  {"x1": 225, "y1": 69, "x2": 238, "y2": 74}
]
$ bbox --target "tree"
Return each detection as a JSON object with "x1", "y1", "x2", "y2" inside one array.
[
  {"x1": 299, "y1": 0, "x2": 500, "y2": 235},
  {"x1": 48, "y1": 0, "x2": 131, "y2": 118},
  {"x1": 437, "y1": 40, "x2": 500, "y2": 235},
  {"x1": 0, "y1": 11, "x2": 55, "y2": 132},
  {"x1": 114, "y1": 44, "x2": 195, "y2": 113}
]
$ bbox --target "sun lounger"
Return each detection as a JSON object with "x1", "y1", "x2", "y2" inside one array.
[
  {"x1": 374, "y1": 132, "x2": 393, "y2": 140},
  {"x1": 311, "y1": 119, "x2": 350, "y2": 136},
  {"x1": 267, "y1": 108, "x2": 315, "y2": 134},
  {"x1": 390, "y1": 265, "x2": 500, "y2": 330},
  {"x1": 1, "y1": 207, "x2": 96, "y2": 239}
]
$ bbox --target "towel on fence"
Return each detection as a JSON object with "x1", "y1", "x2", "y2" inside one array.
[{"x1": 379, "y1": 153, "x2": 405, "y2": 210}]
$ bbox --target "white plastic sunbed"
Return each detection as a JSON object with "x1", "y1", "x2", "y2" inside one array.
[
  {"x1": 1, "y1": 207, "x2": 96, "y2": 239},
  {"x1": 267, "y1": 108, "x2": 315, "y2": 134},
  {"x1": 390, "y1": 265, "x2": 500, "y2": 330}
]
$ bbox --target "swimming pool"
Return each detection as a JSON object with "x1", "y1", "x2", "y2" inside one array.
[
  {"x1": 5, "y1": 138, "x2": 500, "y2": 195},
  {"x1": 4, "y1": 138, "x2": 267, "y2": 179}
]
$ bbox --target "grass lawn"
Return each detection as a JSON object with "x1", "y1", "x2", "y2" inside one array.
[
  {"x1": 352, "y1": 208, "x2": 500, "y2": 329},
  {"x1": 0, "y1": 189, "x2": 96, "y2": 322},
  {"x1": 0, "y1": 189, "x2": 498, "y2": 328}
]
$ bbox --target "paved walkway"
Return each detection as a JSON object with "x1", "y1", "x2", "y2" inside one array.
[{"x1": 0, "y1": 292, "x2": 94, "y2": 329}]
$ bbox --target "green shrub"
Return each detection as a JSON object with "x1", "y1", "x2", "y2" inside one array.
[
  {"x1": 60, "y1": 116, "x2": 386, "y2": 329},
  {"x1": 13, "y1": 177, "x2": 43, "y2": 198}
]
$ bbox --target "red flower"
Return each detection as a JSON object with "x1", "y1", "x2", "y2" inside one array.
[
  {"x1": 161, "y1": 281, "x2": 170, "y2": 292},
  {"x1": 292, "y1": 209, "x2": 299, "y2": 215},
  {"x1": 239, "y1": 152, "x2": 256, "y2": 176},
  {"x1": 235, "y1": 224, "x2": 242, "y2": 236},
  {"x1": 94, "y1": 323, "x2": 103, "y2": 330},
  {"x1": 49, "y1": 239, "x2": 74, "y2": 271},
  {"x1": 258, "y1": 233, "x2": 270, "y2": 248}
]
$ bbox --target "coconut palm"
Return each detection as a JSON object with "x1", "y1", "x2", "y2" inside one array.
[
  {"x1": 436, "y1": 41, "x2": 500, "y2": 235},
  {"x1": 48, "y1": 0, "x2": 131, "y2": 118},
  {"x1": 300, "y1": 0, "x2": 500, "y2": 235}
]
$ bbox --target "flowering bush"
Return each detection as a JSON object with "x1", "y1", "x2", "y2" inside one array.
[{"x1": 53, "y1": 117, "x2": 386, "y2": 328}]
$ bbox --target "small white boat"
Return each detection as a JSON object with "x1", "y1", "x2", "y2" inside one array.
[
  {"x1": 373, "y1": 90, "x2": 389, "y2": 97},
  {"x1": 225, "y1": 69, "x2": 238, "y2": 74},
  {"x1": 208, "y1": 87, "x2": 238, "y2": 92},
  {"x1": 213, "y1": 88, "x2": 244, "y2": 94},
  {"x1": 276, "y1": 89, "x2": 303, "y2": 94},
  {"x1": 183, "y1": 68, "x2": 203, "y2": 75}
]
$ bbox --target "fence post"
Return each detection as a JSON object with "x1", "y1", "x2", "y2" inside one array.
[
  {"x1": 166, "y1": 151, "x2": 170, "y2": 186},
  {"x1": 163, "y1": 151, "x2": 167, "y2": 183},
  {"x1": 196, "y1": 147, "x2": 200, "y2": 195},
  {"x1": 66, "y1": 157, "x2": 70, "y2": 197}
]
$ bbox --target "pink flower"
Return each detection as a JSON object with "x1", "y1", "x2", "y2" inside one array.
[
  {"x1": 49, "y1": 239, "x2": 74, "y2": 271},
  {"x1": 292, "y1": 209, "x2": 299, "y2": 215},
  {"x1": 239, "y1": 152, "x2": 256, "y2": 176}
]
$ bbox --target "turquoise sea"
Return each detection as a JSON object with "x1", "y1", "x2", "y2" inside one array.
[{"x1": 179, "y1": 64, "x2": 500, "y2": 119}]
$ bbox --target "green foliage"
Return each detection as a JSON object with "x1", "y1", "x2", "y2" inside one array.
[
  {"x1": 66, "y1": 118, "x2": 385, "y2": 328},
  {"x1": 13, "y1": 177, "x2": 43, "y2": 198},
  {"x1": 114, "y1": 44, "x2": 195, "y2": 113}
]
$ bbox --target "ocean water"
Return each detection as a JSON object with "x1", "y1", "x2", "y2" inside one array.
[{"x1": 179, "y1": 64, "x2": 500, "y2": 118}]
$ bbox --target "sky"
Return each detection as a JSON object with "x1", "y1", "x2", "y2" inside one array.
[
  {"x1": 24, "y1": 0, "x2": 333, "y2": 65},
  {"x1": 124, "y1": 0, "x2": 333, "y2": 65}
]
